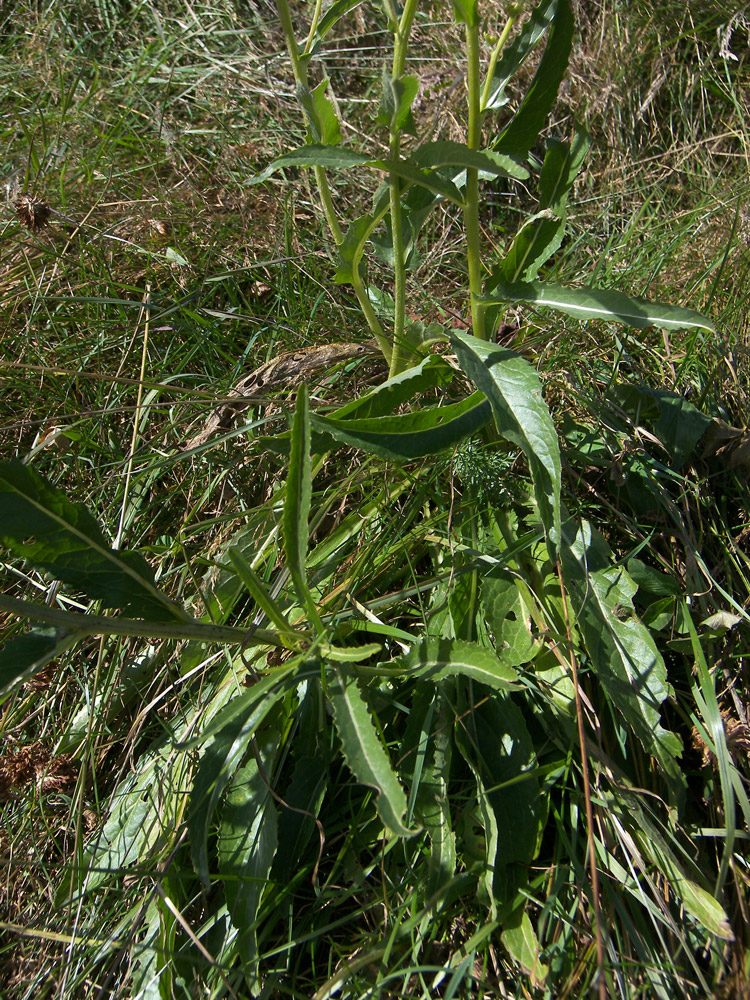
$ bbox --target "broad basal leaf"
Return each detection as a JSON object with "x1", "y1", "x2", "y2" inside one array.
[
  {"x1": 482, "y1": 279, "x2": 715, "y2": 332},
  {"x1": 188, "y1": 687, "x2": 287, "y2": 886},
  {"x1": 450, "y1": 330, "x2": 561, "y2": 553},
  {"x1": 0, "y1": 460, "x2": 187, "y2": 621},
  {"x1": 328, "y1": 665, "x2": 418, "y2": 838}
]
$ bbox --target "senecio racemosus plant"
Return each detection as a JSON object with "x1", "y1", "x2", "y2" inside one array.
[{"x1": 0, "y1": 0, "x2": 739, "y2": 996}]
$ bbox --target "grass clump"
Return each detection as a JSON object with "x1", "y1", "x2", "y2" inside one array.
[{"x1": 1, "y1": 2, "x2": 750, "y2": 999}]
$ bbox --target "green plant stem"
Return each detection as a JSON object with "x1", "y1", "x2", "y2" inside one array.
[
  {"x1": 480, "y1": 9, "x2": 521, "y2": 112},
  {"x1": 276, "y1": 0, "x2": 390, "y2": 360},
  {"x1": 465, "y1": 21, "x2": 485, "y2": 340},
  {"x1": 0, "y1": 595, "x2": 289, "y2": 647},
  {"x1": 387, "y1": 0, "x2": 420, "y2": 377}
]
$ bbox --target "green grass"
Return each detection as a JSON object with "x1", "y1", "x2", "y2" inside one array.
[{"x1": 2, "y1": 2, "x2": 750, "y2": 998}]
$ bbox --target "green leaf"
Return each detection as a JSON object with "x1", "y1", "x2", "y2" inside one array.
[
  {"x1": 410, "y1": 139, "x2": 529, "y2": 180},
  {"x1": 488, "y1": 132, "x2": 590, "y2": 286},
  {"x1": 285, "y1": 385, "x2": 322, "y2": 630},
  {"x1": 481, "y1": 279, "x2": 715, "y2": 332},
  {"x1": 258, "y1": 145, "x2": 465, "y2": 205},
  {"x1": 335, "y1": 214, "x2": 377, "y2": 284},
  {"x1": 0, "y1": 460, "x2": 187, "y2": 621},
  {"x1": 328, "y1": 666, "x2": 419, "y2": 837},
  {"x1": 501, "y1": 909, "x2": 548, "y2": 988},
  {"x1": 188, "y1": 688, "x2": 286, "y2": 886},
  {"x1": 450, "y1": 330, "x2": 562, "y2": 553},
  {"x1": 611, "y1": 384, "x2": 714, "y2": 468},
  {"x1": 0, "y1": 627, "x2": 80, "y2": 699},
  {"x1": 296, "y1": 79, "x2": 341, "y2": 145},
  {"x1": 451, "y1": 0, "x2": 479, "y2": 28},
  {"x1": 539, "y1": 132, "x2": 590, "y2": 214},
  {"x1": 314, "y1": 0, "x2": 365, "y2": 40},
  {"x1": 218, "y1": 752, "x2": 279, "y2": 988},
  {"x1": 490, "y1": 212, "x2": 566, "y2": 284},
  {"x1": 481, "y1": 572, "x2": 541, "y2": 666},
  {"x1": 310, "y1": 391, "x2": 492, "y2": 460},
  {"x1": 378, "y1": 70, "x2": 418, "y2": 135},
  {"x1": 482, "y1": 0, "x2": 557, "y2": 111},
  {"x1": 397, "y1": 637, "x2": 520, "y2": 690},
  {"x1": 562, "y1": 520, "x2": 683, "y2": 792},
  {"x1": 330, "y1": 354, "x2": 457, "y2": 421},
  {"x1": 494, "y1": 0, "x2": 574, "y2": 158}
]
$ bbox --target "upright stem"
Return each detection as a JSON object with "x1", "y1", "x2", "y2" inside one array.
[
  {"x1": 276, "y1": 0, "x2": 389, "y2": 356},
  {"x1": 387, "y1": 0, "x2": 420, "y2": 377},
  {"x1": 464, "y1": 21, "x2": 485, "y2": 339}
]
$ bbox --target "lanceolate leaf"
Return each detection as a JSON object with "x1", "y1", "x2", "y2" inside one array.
[
  {"x1": 188, "y1": 689, "x2": 287, "y2": 886},
  {"x1": 494, "y1": 0, "x2": 574, "y2": 158},
  {"x1": 482, "y1": 0, "x2": 558, "y2": 111},
  {"x1": 409, "y1": 140, "x2": 529, "y2": 180},
  {"x1": 257, "y1": 145, "x2": 465, "y2": 205},
  {"x1": 561, "y1": 520, "x2": 683, "y2": 792},
  {"x1": 310, "y1": 391, "x2": 492, "y2": 460},
  {"x1": 328, "y1": 666, "x2": 418, "y2": 838},
  {"x1": 397, "y1": 637, "x2": 520, "y2": 690},
  {"x1": 218, "y1": 750, "x2": 279, "y2": 987},
  {"x1": 296, "y1": 79, "x2": 341, "y2": 145},
  {"x1": 330, "y1": 355, "x2": 457, "y2": 421},
  {"x1": 539, "y1": 132, "x2": 590, "y2": 214},
  {"x1": 378, "y1": 70, "x2": 418, "y2": 135},
  {"x1": 0, "y1": 460, "x2": 187, "y2": 621},
  {"x1": 285, "y1": 386, "x2": 321, "y2": 630},
  {"x1": 481, "y1": 279, "x2": 715, "y2": 332},
  {"x1": 450, "y1": 331, "x2": 561, "y2": 553},
  {"x1": 490, "y1": 212, "x2": 566, "y2": 284}
]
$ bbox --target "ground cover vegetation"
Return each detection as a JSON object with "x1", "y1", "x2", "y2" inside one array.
[{"x1": 1, "y1": 0, "x2": 749, "y2": 997}]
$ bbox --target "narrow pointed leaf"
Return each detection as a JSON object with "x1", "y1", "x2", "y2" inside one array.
[
  {"x1": 562, "y1": 520, "x2": 683, "y2": 792},
  {"x1": 410, "y1": 140, "x2": 528, "y2": 180},
  {"x1": 482, "y1": 0, "x2": 557, "y2": 111},
  {"x1": 482, "y1": 279, "x2": 715, "y2": 331},
  {"x1": 285, "y1": 386, "x2": 321, "y2": 629},
  {"x1": 310, "y1": 391, "x2": 492, "y2": 460},
  {"x1": 296, "y1": 79, "x2": 341, "y2": 145},
  {"x1": 494, "y1": 0, "x2": 574, "y2": 158},
  {"x1": 539, "y1": 132, "x2": 590, "y2": 214},
  {"x1": 397, "y1": 637, "x2": 520, "y2": 690},
  {"x1": 450, "y1": 330, "x2": 561, "y2": 552},
  {"x1": 0, "y1": 460, "x2": 187, "y2": 621},
  {"x1": 328, "y1": 666, "x2": 418, "y2": 837},
  {"x1": 257, "y1": 145, "x2": 464, "y2": 204}
]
